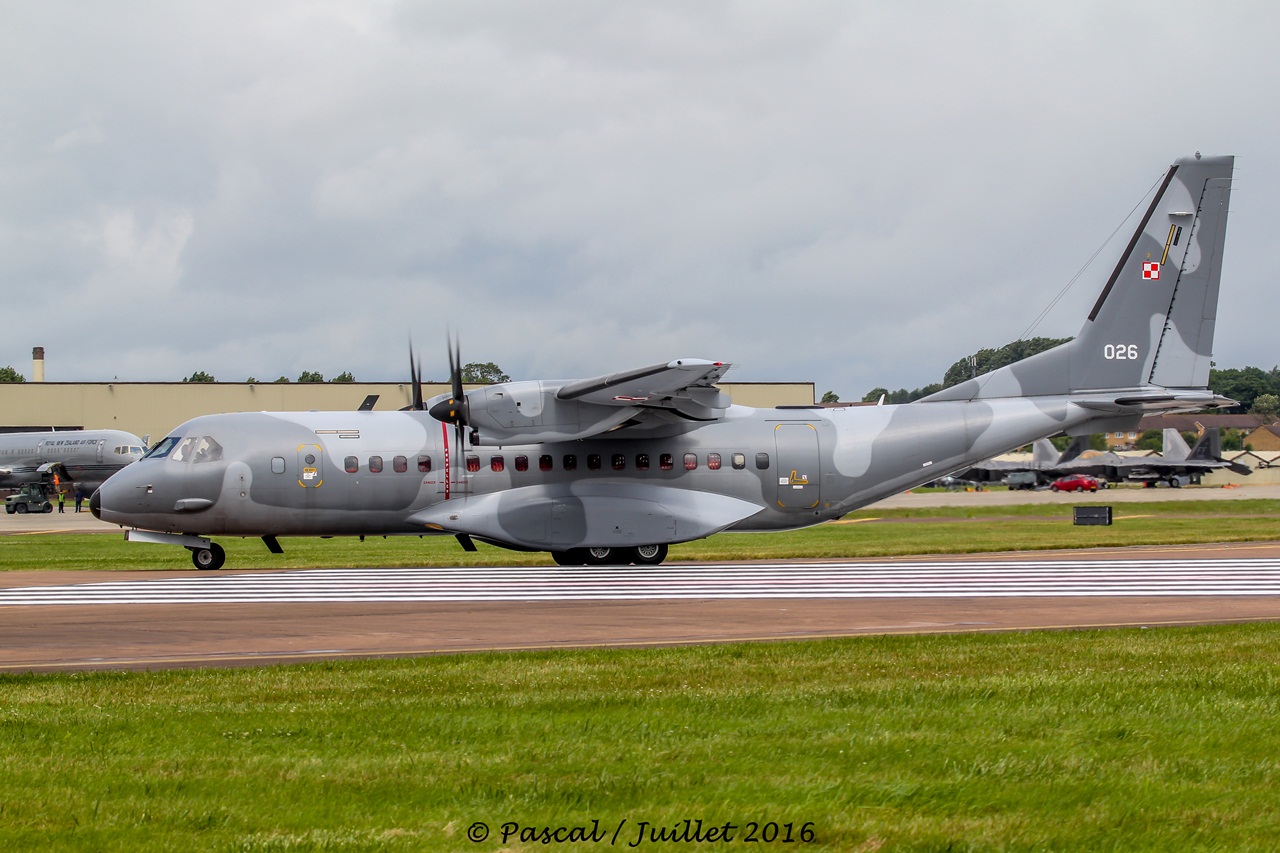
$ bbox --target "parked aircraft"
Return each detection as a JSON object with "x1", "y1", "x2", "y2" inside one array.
[
  {"x1": 965, "y1": 428, "x2": 1248, "y2": 488},
  {"x1": 0, "y1": 429, "x2": 146, "y2": 493},
  {"x1": 93, "y1": 154, "x2": 1237, "y2": 569},
  {"x1": 1049, "y1": 428, "x2": 1248, "y2": 487}
]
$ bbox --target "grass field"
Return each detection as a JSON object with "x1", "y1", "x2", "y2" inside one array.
[
  {"x1": 3, "y1": 500, "x2": 1280, "y2": 850},
  {"x1": 3, "y1": 628, "x2": 1280, "y2": 851},
  {"x1": 2, "y1": 499, "x2": 1279, "y2": 572}
]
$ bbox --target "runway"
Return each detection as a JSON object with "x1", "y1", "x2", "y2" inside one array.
[{"x1": 3, "y1": 542, "x2": 1280, "y2": 672}]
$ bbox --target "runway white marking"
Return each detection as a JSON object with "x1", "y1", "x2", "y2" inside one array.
[{"x1": 4, "y1": 559, "x2": 1280, "y2": 605}]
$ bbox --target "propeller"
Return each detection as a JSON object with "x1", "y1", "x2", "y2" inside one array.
[
  {"x1": 428, "y1": 332, "x2": 471, "y2": 449},
  {"x1": 401, "y1": 340, "x2": 427, "y2": 411}
]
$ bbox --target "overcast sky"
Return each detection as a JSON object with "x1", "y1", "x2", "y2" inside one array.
[{"x1": 2, "y1": 1, "x2": 1276, "y2": 401}]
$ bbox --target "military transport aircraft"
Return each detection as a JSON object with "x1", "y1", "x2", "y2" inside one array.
[
  {"x1": 0, "y1": 429, "x2": 146, "y2": 495},
  {"x1": 93, "y1": 154, "x2": 1237, "y2": 570}
]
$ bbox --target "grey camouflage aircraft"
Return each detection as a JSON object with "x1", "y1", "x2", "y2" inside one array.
[{"x1": 93, "y1": 154, "x2": 1237, "y2": 570}]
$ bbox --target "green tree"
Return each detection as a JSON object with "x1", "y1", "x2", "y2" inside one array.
[
  {"x1": 1135, "y1": 430, "x2": 1164, "y2": 451},
  {"x1": 0, "y1": 365, "x2": 25, "y2": 383},
  {"x1": 861, "y1": 387, "x2": 889, "y2": 404},
  {"x1": 1222, "y1": 428, "x2": 1245, "y2": 451},
  {"x1": 1209, "y1": 366, "x2": 1280, "y2": 413},
  {"x1": 182, "y1": 371, "x2": 215, "y2": 383},
  {"x1": 273, "y1": 376, "x2": 290, "y2": 383},
  {"x1": 941, "y1": 337, "x2": 1072, "y2": 389},
  {"x1": 1250, "y1": 393, "x2": 1279, "y2": 419},
  {"x1": 332, "y1": 371, "x2": 355, "y2": 383},
  {"x1": 298, "y1": 370, "x2": 324, "y2": 383},
  {"x1": 460, "y1": 362, "x2": 510, "y2": 383},
  {"x1": 245, "y1": 376, "x2": 257, "y2": 384},
  {"x1": 820, "y1": 390, "x2": 840, "y2": 403}
]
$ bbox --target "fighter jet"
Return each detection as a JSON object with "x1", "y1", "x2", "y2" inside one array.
[
  {"x1": 93, "y1": 154, "x2": 1237, "y2": 570},
  {"x1": 0, "y1": 429, "x2": 146, "y2": 493},
  {"x1": 1052, "y1": 428, "x2": 1250, "y2": 487},
  {"x1": 964, "y1": 427, "x2": 1250, "y2": 488}
]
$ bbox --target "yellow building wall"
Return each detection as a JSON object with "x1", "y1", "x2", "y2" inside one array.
[{"x1": 0, "y1": 381, "x2": 815, "y2": 443}]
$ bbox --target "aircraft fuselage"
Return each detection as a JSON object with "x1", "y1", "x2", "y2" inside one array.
[{"x1": 95, "y1": 395, "x2": 1086, "y2": 548}]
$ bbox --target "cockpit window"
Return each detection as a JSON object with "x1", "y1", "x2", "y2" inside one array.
[
  {"x1": 171, "y1": 437, "x2": 197, "y2": 462},
  {"x1": 192, "y1": 436, "x2": 224, "y2": 463},
  {"x1": 143, "y1": 436, "x2": 181, "y2": 459}
]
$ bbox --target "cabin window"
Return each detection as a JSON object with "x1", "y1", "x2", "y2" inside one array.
[
  {"x1": 344, "y1": 456, "x2": 358, "y2": 473},
  {"x1": 490, "y1": 456, "x2": 504, "y2": 472},
  {"x1": 514, "y1": 455, "x2": 529, "y2": 472},
  {"x1": 171, "y1": 437, "x2": 197, "y2": 463},
  {"x1": 563, "y1": 454, "x2": 578, "y2": 471},
  {"x1": 660, "y1": 453, "x2": 674, "y2": 470},
  {"x1": 271, "y1": 457, "x2": 286, "y2": 474},
  {"x1": 418, "y1": 455, "x2": 432, "y2": 473},
  {"x1": 393, "y1": 455, "x2": 408, "y2": 473},
  {"x1": 192, "y1": 436, "x2": 224, "y2": 464},
  {"x1": 707, "y1": 452, "x2": 722, "y2": 470},
  {"x1": 587, "y1": 454, "x2": 602, "y2": 471},
  {"x1": 369, "y1": 455, "x2": 384, "y2": 473},
  {"x1": 466, "y1": 455, "x2": 480, "y2": 473},
  {"x1": 612, "y1": 453, "x2": 626, "y2": 471},
  {"x1": 539, "y1": 454, "x2": 553, "y2": 472},
  {"x1": 636, "y1": 453, "x2": 650, "y2": 471},
  {"x1": 683, "y1": 453, "x2": 698, "y2": 471},
  {"x1": 732, "y1": 452, "x2": 746, "y2": 470},
  {"x1": 756, "y1": 452, "x2": 770, "y2": 470}
]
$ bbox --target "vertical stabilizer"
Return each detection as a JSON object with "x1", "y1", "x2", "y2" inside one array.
[
  {"x1": 1074, "y1": 154, "x2": 1234, "y2": 391},
  {"x1": 920, "y1": 155, "x2": 1234, "y2": 403},
  {"x1": 1161, "y1": 428, "x2": 1192, "y2": 462}
]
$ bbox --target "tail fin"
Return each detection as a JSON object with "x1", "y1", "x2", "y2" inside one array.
[
  {"x1": 1072, "y1": 154, "x2": 1233, "y2": 391},
  {"x1": 1032, "y1": 439, "x2": 1059, "y2": 465},
  {"x1": 1161, "y1": 428, "x2": 1192, "y2": 462},
  {"x1": 1057, "y1": 435, "x2": 1090, "y2": 464},
  {"x1": 922, "y1": 155, "x2": 1234, "y2": 402}
]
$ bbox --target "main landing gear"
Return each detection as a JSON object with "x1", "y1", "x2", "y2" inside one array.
[
  {"x1": 187, "y1": 542, "x2": 226, "y2": 571},
  {"x1": 551, "y1": 544, "x2": 669, "y2": 566}
]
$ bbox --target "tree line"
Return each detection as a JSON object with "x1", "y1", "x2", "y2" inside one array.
[
  {"x1": 0, "y1": 363, "x2": 512, "y2": 385},
  {"x1": 836, "y1": 338, "x2": 1279, "y2": 417}
]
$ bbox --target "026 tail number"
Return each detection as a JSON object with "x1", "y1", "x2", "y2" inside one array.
[{"x1": 1103, "y1": 344, "x2": 1139, "y2": 360}]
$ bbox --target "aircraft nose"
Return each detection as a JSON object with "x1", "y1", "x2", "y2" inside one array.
[{"x1": 89, "y1": 488, "x2": 102, "y2": 520}]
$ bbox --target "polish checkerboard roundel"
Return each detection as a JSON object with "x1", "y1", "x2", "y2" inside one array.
[{"x1": 1142, "y1": 261, "x2": 1160, "y2": 280}]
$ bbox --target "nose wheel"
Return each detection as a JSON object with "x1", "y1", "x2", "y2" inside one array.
[{"x1": 188, "y1": 543, "x2": 226, "y2": 571}]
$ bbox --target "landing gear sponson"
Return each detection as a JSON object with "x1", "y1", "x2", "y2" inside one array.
[{"x1": 551, "y1": 544, "x2": 668, "y2": 566}]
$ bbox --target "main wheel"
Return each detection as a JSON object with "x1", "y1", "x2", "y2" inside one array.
[
  {"x1": 42, "y1": 502, "x2": 53, "y2": 513},
  {"x1": 632, "y1": 543, "x2": 668, "y2": 566},
  {"x1": 190, "y1": 543, "x2": 226, "y2": 571},
  {"x1": 14, "y1": 504, "x2": 27, "y2": 514},
  {"x1": 581, "y1": 547, "x2": 614, "y2": 566}
]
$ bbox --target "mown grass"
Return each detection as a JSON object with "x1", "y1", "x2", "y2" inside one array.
[
  {"x1": 3, "y1": 627, "x2": 1280, "y2": 851},
  {"x1": 2, "y1": 499, "x2": 1278, "y2": 571}
]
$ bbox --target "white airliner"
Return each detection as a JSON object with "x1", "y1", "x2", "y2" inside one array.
[{"x1": 0, "y1": 429, "x2": 146, "y2": 493}]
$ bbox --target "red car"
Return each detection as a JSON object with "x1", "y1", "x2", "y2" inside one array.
[{"x1": 1050, "y1": 474, "x2": 1099, "y2": 493}]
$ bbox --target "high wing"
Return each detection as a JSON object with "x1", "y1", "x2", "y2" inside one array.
[{"x1": 432, "y1": 358, "x2": 734, "y2": 446}]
